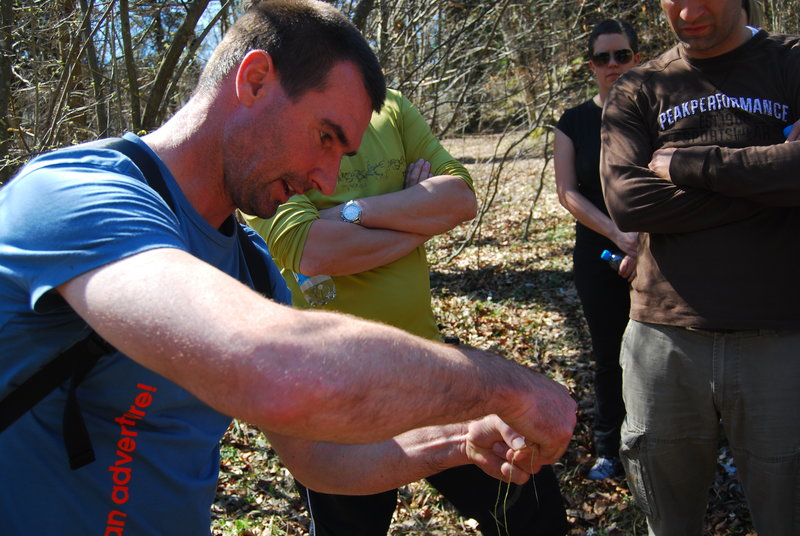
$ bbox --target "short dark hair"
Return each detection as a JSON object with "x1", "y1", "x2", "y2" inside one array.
[
  {"x1": 588, "y1": 19, "x2": 639, "y2": 58},
  {"x1": 197, "y1": 0, "x2": 385, "y2": 112}
]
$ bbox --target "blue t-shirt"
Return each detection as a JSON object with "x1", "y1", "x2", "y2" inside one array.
[{"x1": 0, "y1": 133, "x2": 291, "y2": 534}]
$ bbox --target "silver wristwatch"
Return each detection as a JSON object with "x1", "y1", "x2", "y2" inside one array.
[{"x1": 340, "y1": 199, "x2": 363, "y2": 224}]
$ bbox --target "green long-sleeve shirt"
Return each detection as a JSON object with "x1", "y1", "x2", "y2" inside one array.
[{"x1": 246, "y1": 89, "x2": 472, "y2": 340}]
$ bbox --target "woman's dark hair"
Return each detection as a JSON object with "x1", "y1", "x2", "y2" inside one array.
[
  {"x1": 197, "y1": 0, "x2": 385, "y2": 112},
  {"x1": 588, "y1": 19, "x2": 639, "y2": 57}
]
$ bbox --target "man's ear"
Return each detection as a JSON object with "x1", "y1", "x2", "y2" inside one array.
[{"x1": 235, "y1": 50, "x2": 279, "y2": 106}]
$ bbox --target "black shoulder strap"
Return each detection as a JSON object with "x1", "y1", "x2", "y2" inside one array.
[
  {"x1": 0, "y1": 332, "x2": 113, "y2": 469},
  {"x1": 0, "y1": 136, "x2": 274, "y2": 470}
]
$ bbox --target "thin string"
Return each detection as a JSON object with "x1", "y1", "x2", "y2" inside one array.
[{"x1": 491, "y1": 445, "x2": 541, "y2": 536}]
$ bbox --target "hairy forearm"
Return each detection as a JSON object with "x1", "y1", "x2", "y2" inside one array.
[
  {"x1": 243, "y1": 313, "x2": 532, "y2": 444},
  {"x1": 298, "y1": 219, "x2": 429, "y2": 276},
  {"x1": 269, "y1": 424, "x2": 467, "y2": 495}
]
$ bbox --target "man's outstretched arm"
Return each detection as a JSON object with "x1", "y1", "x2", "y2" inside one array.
[{"x1": 59, "y1": 247, "x2": 575, "y2": 459}]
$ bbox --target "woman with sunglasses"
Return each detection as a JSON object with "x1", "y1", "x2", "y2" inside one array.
[{"x1": 553, "y1": 19, "x2": 640, "y2": 481}]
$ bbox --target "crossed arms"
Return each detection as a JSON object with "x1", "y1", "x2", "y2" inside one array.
[
  {"x1": 647, "y1": 138, "x2": 800, "y2": 205},
  {"x1": 598, "y1": 79, "x2": 785, "y2": 233},
  {"x1": 301, "y1": 166, "x2": 476, "y2": 276}
]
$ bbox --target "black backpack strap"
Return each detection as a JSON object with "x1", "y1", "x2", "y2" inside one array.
[
  {"x1": 0, "y1": 138, "x2": 167, "y2": 470},
  {"x1": 96, "y1": 137, "x2": 177, "y2": 214},
  {"x1": 1, "y1": 136, "x2": 274, "y2": 470},
  {"x1": 0, "y1": 331, "x2": 113, "y2": 469},
  {"x1": 62, "y1": 333, "x2": 115, "y2": 469},
  {"x1": 236, "y1": 226, "x2": 273, "y2": 299}
]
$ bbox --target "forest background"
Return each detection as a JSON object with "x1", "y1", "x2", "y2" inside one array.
[{"x1": 2, "y1": 0, "x2": 799, "y2": 534}]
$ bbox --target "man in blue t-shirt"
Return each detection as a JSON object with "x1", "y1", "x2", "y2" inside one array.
[{"x1": 0, "y1": 1, "x2": 576, "y2": 534}]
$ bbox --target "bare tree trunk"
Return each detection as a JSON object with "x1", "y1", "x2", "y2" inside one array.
[
  {"x1": 763, "y1": 0, "x2": 800, "y2": 32},
  {"x1": 0, "y1": 0, "x2": 13, "y2": 183},
  {"x1": 499, "y1": 3, "x2": 541, "y2": 130},
  {"x1": 377, "y1": 0, "x2": 390, "y2": 66},
  {"x1": 141, "y1": 0, "x2": 211, "y2": 130},
  {"x1": 352, "y1": 0, "x2": 375, "y2": 32},
  {"x1": 119, "y1": 0, "x2": 142, "y2": 130},
  {"x1": 54, "y1": 0, "x2": 87, "y2": 141},
  {"x1": 78, "y1": 0, "x2": 108, "y2": 137},
  {"x1": 158, "y1": 0, "x2": 236, "y2": 122}
]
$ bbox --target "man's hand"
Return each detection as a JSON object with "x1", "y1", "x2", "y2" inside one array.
[
  {"x1": 497, "y1": 372, "x2": 576, "y2": 474},
  {"x1": 786, "y1": 120, "x2": 800, "y2": 142},
  {"x1": 648, "y1": 147, "x2": 678, "y2": 181},
  {"x1": 404, "y1": 158, "x2": 433, "y2": 189},
  {"x1": 612, "y1": 229, "x2": 639, "y2": 258},
  {"x1": 465, "y1": 415, "x2": 537, "y2": 485},
  {"x1": 618, "y1": 255, "x2": 637, "y2": 282}
]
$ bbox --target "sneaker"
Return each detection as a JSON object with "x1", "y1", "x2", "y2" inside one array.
[{"x1": 587, "y1": 456, "x2": 622, "y2": 480}]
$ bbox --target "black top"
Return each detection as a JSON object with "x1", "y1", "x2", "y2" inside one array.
[
  {"x1": 557, "y1": 98, "x2": 615, "y2": 249},
  {"x1": 557, "y1": 98, "x2": 607, "y2": 213}
]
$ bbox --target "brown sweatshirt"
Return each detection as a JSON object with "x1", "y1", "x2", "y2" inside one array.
[{"x1": 601, "y1": 30, "x2": 800, "y2": 329}]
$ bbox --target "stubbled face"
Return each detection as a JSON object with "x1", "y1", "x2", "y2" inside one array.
[
  {"x1": 589, "y1": 33, "x2": 640, "y2": 96},
  {"x1": 660, "y1": 0, "x2": 749, "y2": 59},
  {"x1": 223, "y1": 61, "x2": 373, "y2": 219}
]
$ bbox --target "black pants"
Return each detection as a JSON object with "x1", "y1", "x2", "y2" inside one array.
[
  {"x1": 297, "y1": 464, "x2": 569, "y2": 536},
  {"x1": 572, "y1": 239, "x2": 630, "y2": 458}
]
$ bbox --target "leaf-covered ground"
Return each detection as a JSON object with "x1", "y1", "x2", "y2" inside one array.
[{"x1": 212, "y1": 134, "x2": 756, "y2": 536}]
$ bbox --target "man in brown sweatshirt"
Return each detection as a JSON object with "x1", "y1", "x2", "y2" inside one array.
[{"x1": 601, "y1": 0, "x2": 800, "y2": 534}]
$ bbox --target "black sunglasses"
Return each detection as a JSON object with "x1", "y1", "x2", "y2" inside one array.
[{"x1": 591, "y1": 49, "x2": 634, "y2": 66}]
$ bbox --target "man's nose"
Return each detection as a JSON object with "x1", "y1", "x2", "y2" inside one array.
[
  {"x1": 680, "y1": 1, "x2": 706, "y2": 23},
  {"x1": 309, "y1": 164, "x2": 340, "y2": 196}
]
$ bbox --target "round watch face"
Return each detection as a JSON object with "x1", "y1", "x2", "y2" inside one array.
[{"x1": 342, "y1": 203, "x2": 361, "y2": 222}]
